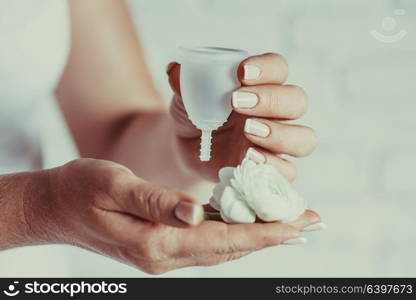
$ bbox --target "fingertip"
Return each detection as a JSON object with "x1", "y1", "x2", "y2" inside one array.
[
  {"x1": 236, "y1": 61, "x2": 244, "y2": 82},
  {"x1": 238, "y1": 53, "x2": 289, "y2": 85},
  {"x1": 166, "y1": 62, "x2": 179, "y2": 76},
  {"x1": 166, "y1": 62, "x2": 175, "y2": 75},
  {"x1": 285, "y1": 210, "x2": 321, "y2": 231},
  {"x1": 282, "y1": 236, "x2": 308, "y2": 246},
  {"x1": 174, "y1": 201, "x2": 204, "y2": 226},
  {"x1": 244, "y1": 147, "x2": 266, "y2": 164},
  {"x1": 167, "y1": 62, "x2": 181, "y2": 95},
  {"x1": 302, "y1": 222, "x2": 327, "y2": 232},
  {"x1": 303, "y1": 209, "x2": 321, "y2": 224},
  {"x1": 290, "y1": 84, "x2": 309, "y2": 117},
  {"x1": 236, "y1": 60, "x2": 262, "y2": 84}
]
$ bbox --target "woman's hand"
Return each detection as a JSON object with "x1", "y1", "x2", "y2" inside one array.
[
  {"x1": 22, "y1": 158, "x2": 320, "y2": 274},
  {"x1": 168, "y1": 53, "x2": 317, "y2": 182}
]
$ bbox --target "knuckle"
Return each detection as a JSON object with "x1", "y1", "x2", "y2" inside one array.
[
  {"x1": 103, "y1": 167, "x2": 132, "y2": 193},
  {"x1": 105, "y1": 171, "x2": 122, "y2": 187},
  {"x1": 214, "y1": 224, "x2": 228, "y2": 242},
  {"x1": 136, "y1": 233, "x2": 165, "y2": 262},
  {"x1": 140, "y1": 246, "x2": 162, "y2": 263},
  {"x1": 137, "y1": 239, "x2": 153, "y2": 260},
  {"x1": 144, "y1": 187, "x2": 172, "y2": 222},
  {"x1": 212, "y1": 224, "x2": 234, "y2": 254},
  {"x1": 266, "y1": 89, "x2": 282, "y2": 116},
  {"x1": 151, "y1": 228, "x2": 176, "y2": 258}
]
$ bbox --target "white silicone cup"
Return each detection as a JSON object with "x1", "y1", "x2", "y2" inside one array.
[{"x1": 178, "y1": 46, "x2": 248, "y2": 161}]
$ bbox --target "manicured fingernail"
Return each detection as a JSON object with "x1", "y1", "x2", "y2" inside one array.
[
  {"x1": 243, "y1": 64, "x2": 261, "y2": 80},
  {"x1": 302, "y1": 222, "x2": 327, "y2": 232},
  {"x1": 244, "y1": 119, "x2": 270, "y2": 137},
  {"x1": 283, "y1": 237, "x2": 308, "y2": 245},
  {"x1": 245, "y1": 147, "x2": 265, "y2": 164},
  {"x1": 232, "y1": 91, "x2": 258, "y2": 108},
  {"x1": 175, "y1": 201, "x2": 204, "y2": 225}
]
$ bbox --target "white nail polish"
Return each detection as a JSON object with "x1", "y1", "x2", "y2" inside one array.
[
  {"x1": 243, "y1": 65, "x2": 261, "y2": 80},
  {"x1": 232, "y1": 91, "x2": 258, "y2": 108},
  {"x1": 302, "y1": 222, "x2": 327, "y2": 232},
  {"x1": 282, "y1": 237, "x2": 307, "y2": 245},
  {"x1": 245, "y1": 147, "x2": 266, "y2": 164},
  {"x1": 175, "y1": 202, "x2": 203, "y2": 225},
  {"x1": 244, "y1": 119, "x2": 270, "y2": 137}
]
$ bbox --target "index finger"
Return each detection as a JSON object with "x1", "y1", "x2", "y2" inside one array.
[
  {"x1": 172, "y1": 209, "x2": 320, "y2": 257},
  {"x1": 238, "y1": 53, "x2": 289, "y2": 85},
  {"x1": 175, "y1": 221, "x2": 298, "y2": 257}
]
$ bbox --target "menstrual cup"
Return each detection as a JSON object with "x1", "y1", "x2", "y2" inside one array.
[{"x1": 178, "y1": 46, "x2": 248, "y2": 161}]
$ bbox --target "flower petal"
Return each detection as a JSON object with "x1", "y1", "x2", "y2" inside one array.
[
  {"x1": 211, "y1": 167, "x2": 236, "y2": 210},
  {"x1": 209, "y1": 196, "x2": 221, "y2": 211},
  {"x1": 252, "y1": 195, "x2": 286, "y2": 222},
  {"x1": 220, "y1": 210, "x2": 237, "y2": 224},
  {"x1": 220, "y1": 186, "x2": 239, "y2": 214},
  {"x1": 218, "y1": 167, "x2": 234, "y2": 183},
  {"x1": 220, "y1": 186, "x2": 255, "y2": 224},
  {"x1": 227, "y1": 201, "x2": 256, "y2": 223},
  {"x1": 212, "y1": 159, "x2": 307, "y2": 224}
]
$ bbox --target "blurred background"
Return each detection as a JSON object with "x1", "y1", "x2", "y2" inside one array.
[{"x1": 3, "y1": 0, "x2": 416, "y2": 277}]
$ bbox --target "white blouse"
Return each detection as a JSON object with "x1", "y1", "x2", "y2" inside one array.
[
  {"x1": 0, "y1": 0, "x2": 72, "y2": 276},
  {"x1": 0, "y1": 0, "x2": 70, "y2": 173}
]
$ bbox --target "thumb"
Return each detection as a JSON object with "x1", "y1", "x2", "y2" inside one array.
[
  {"x1": 125, "y1": 181, "x2": 204, "y2": 227},
  {"x1": 168, "y1": 61, "x2": 201, "y2": 139},
  {"x1": 166, "y1": 62, "x2": 181, "y2": 95}
]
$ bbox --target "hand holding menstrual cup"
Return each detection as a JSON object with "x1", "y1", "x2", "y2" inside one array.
[{"x1": 178, "y1": 46, "x2": 248, "y2": 161}]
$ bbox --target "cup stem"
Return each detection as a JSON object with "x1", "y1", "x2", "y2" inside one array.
[{"x1": 200, "y1": 130, "x2": 212, "y2": 161}]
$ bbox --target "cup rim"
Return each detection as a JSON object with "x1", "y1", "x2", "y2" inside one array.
[{"x1": 178, "y1": 46, "x2": 248, "y2": 60}]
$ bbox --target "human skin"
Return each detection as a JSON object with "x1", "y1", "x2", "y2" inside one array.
[
  {"x1": 56, "y1": 0, "x2": 317, "y2": 186},
  {"x1": 167, "y1": 54, "x2": 316, "y2": 181},
  {"x1": 0, "y1": 0, "x2": 322, "y2": 274},
  {"x1": 0, "y1": 159, "x2": 320, "y2": 274}
]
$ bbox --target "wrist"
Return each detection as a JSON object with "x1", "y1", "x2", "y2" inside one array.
[
  {"x1": 0, "y1": 169, "x2": 55, "y2": 250},
  {"x1": 20, "y1": 169, "x2": 60, "y2": 246}
]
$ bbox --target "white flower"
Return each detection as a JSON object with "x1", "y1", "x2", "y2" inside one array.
[{"x1": 210, "y1": 158, "x2": 307, "y2": 223}]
